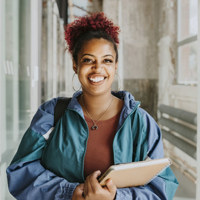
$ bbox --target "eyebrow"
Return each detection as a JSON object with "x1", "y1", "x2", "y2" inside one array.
[
  {"x1": 103, "y1": 54, "x2": 114, "y2": 58},
  {"x1": 81, "y1": 54, "x2": 114, "y2": 59},
  {"x1": 81, "y1": 54, "x2": 94, "y2": 58}
]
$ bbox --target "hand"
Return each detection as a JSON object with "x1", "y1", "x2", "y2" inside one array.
[
  {"x1": 84, "y1": 170, "x2": 117, "y2": 200},
  {"x1": 72, "y1": 184, "x2": 85, "y2": 200}
]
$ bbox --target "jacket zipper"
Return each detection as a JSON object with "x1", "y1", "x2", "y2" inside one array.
[{"x1": 68, "y1": 102, "x2": 140, "y2": 181}]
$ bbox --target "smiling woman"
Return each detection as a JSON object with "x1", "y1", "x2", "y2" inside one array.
[{"x1": 6, "y1": 12, "x2": 178, "y2": 200}]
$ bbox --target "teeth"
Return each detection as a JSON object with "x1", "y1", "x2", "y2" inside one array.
[{"x1": 89, "y1": 77, "x2": 104, "y2": 83}]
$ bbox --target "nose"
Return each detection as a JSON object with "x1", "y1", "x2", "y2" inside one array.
[{"x1": 91, "y1": 61, "x2": 103, "y2": 71}]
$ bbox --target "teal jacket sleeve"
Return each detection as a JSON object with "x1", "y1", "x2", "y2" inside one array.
[
  {"x1": 6, "y1": 99, "x2": 79, "y2": 200},
  {"x1": 115, "y1": 110, "x2": 179, "y2": 200}
]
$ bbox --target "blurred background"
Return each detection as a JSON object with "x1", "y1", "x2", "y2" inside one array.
[{"x1": 0, "y1": 0, "x2": 199, "y2": 199}]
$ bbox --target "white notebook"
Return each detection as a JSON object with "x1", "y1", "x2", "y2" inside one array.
[{"x1": 98, "y1": 158, "x2": 171, "y2": 188}]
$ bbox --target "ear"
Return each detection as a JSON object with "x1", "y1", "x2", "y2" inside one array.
[
  {"x1": 115, "y1": 62, "x2": 118, "y2": 71},
  {"x1": 73, "y1": 60, "x2": 78, "y2": 74}
]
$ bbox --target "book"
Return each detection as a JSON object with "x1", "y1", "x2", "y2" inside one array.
[{"x1": 98, "y1": 157, "x2": 171, "y2": 188}]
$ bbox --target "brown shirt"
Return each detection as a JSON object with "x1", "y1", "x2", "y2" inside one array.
[{"x1": 84, "y1": 112, "x2": 121, "y2": 178}]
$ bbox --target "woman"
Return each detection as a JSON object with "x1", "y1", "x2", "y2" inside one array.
[{"x1": 7, "y1": 12, "x2": 178, "y2": 200}]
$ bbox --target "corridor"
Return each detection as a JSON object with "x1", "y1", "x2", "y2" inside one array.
[{"x1": 0, "y1": 0, "x2": 199, "y2": 199}]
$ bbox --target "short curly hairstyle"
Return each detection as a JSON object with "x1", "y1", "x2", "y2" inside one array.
[{"x1": 65, "y1": 12, "x2": 120, "y2": 63}]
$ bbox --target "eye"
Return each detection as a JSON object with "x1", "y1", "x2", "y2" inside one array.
[
  {"x1": 104, "y1": 59, "x2": 113, "y2": 63},
  {"x1": 82, "y1": 58, "x2": 93, "y2": 64}
]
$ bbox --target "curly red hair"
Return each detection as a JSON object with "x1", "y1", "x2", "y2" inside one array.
[{"x1": 65, "y1": 12, "x2": 120, "y2": 54}]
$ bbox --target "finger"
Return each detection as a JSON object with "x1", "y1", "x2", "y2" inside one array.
[
  {"x1": 85, "y1": 170, "x2": 101, "y2": 194},
  {"x1": 80, "y1": 185, "x2": 85, "y2": 199},
  {"x1": 73, "y1": 184, "x2": 85, "y2": 200},
  {"x1": 79, "y1": 183, "x2": 84, "y2": 190},
  {"x1": 106, "y1": 179, "x2": 117, "y2": 195},
  {"x1": 84, "y1": 174, "x2": 94, "y2": 194},
  {"x1": 89, "y1": 170, "x2": 102, "y2": 192},
  {"x1": 91, "y1": 170, "x2": 101, "y2": 180},
  {"x1": 84, "y1": 180, "x2": 88, "y2": 196}
]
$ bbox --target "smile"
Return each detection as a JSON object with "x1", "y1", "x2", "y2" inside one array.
[{"x1": 88, "y1": 76, "x2": 105, "y2": 83}]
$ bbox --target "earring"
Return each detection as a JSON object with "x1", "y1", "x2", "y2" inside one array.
[{"x1": 72, "y1": 73, "x2": 81, "y2": 91}]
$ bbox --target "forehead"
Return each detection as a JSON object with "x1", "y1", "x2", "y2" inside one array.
[{"x1": 79, "y1": 38, "x2": 116, "y2": 56}]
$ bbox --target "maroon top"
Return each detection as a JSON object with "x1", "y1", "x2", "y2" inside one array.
[{"x1": 84, "y1": 112, "x2": 120, "y2": 178}]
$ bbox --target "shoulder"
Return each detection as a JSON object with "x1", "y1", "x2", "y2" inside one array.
[
  {"x1": 136, "y1": 107, "x2": 160, "y2": 134},
  {"x1": 132, "y1": 107, "x2": 161, "y2": 139},
  {"x1": 136, "y1": 107, "x2": 163, "y2": 158},
  {"x1": 30, "y1": 98, "x2": 58, "y2": 135},
  {"x1": 137, "y1": 107, "x2": 157, "y2": 123},
  {"x1": 39, "y1": 98, "x2": 58, "y2": 115}
]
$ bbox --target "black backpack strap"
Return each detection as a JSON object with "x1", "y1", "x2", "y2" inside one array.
[{"x1": 54, "y1": 97, "x2": 71, "y2": 126}]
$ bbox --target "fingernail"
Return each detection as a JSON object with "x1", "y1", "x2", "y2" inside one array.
[{"x1": 108, "y1": 179, "x2": 112, "y2": 184}]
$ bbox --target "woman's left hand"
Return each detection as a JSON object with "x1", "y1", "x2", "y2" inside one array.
[{"x1": 84, "y1": 170, "x2": 117, "y2": 200}]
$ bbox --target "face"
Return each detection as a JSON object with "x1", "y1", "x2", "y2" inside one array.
[{"x1": 73, "y1": 38, "x2": 118, "y2": 96}]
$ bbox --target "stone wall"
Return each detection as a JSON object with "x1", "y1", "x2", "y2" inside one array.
[{"x1": 103, "y1": 0, "x2": 159, "y2": 119}]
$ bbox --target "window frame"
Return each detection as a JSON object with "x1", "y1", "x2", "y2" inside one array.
[{"x1": 176, "y1": 0, "x2": 198, "y2": 85}]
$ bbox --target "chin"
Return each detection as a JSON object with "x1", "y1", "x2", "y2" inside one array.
[{"x1": 82, "y1": 88, "x2": 111, "y2": 96}]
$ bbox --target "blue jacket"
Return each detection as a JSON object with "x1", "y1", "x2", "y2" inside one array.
[{"x1": 7, "y1": 91, "x2": 178, "y2": 200}]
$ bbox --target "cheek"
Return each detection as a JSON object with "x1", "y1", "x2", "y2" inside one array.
[
  {"x1": 107, "y1": 65, "x2": 117, "y2": 75},
  {"x1": 77, "y1": 67, "x2": 89, "y2": 79}
]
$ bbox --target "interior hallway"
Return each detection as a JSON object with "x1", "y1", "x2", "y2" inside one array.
[{"x1": 0, "y1": 0, "x2": 199, "y2": 199}]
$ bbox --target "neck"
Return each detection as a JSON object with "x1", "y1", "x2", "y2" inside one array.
[{"x1": 80, "y1": 91, "x2": 113, "y2": 119}]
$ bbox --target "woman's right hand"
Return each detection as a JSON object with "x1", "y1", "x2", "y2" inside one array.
[
  {"x1": 84, "y1": 170, "x2": 117, "y2": 200},
  {"x1": 72, "y1": 184, "x2": 85, "y2": 200}
]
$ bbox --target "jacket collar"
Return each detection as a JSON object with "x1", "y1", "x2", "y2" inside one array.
[{"x1": 67, "y1": 91, "x2": 140, "y2": 125}]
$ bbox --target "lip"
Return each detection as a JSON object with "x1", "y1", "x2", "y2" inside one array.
[
  {"x1": 88, "y1": 74, "x2": 107, "y2": 79},
  {"x1": 88, "y1": 74, "x2": 107, "y2": 85}
]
